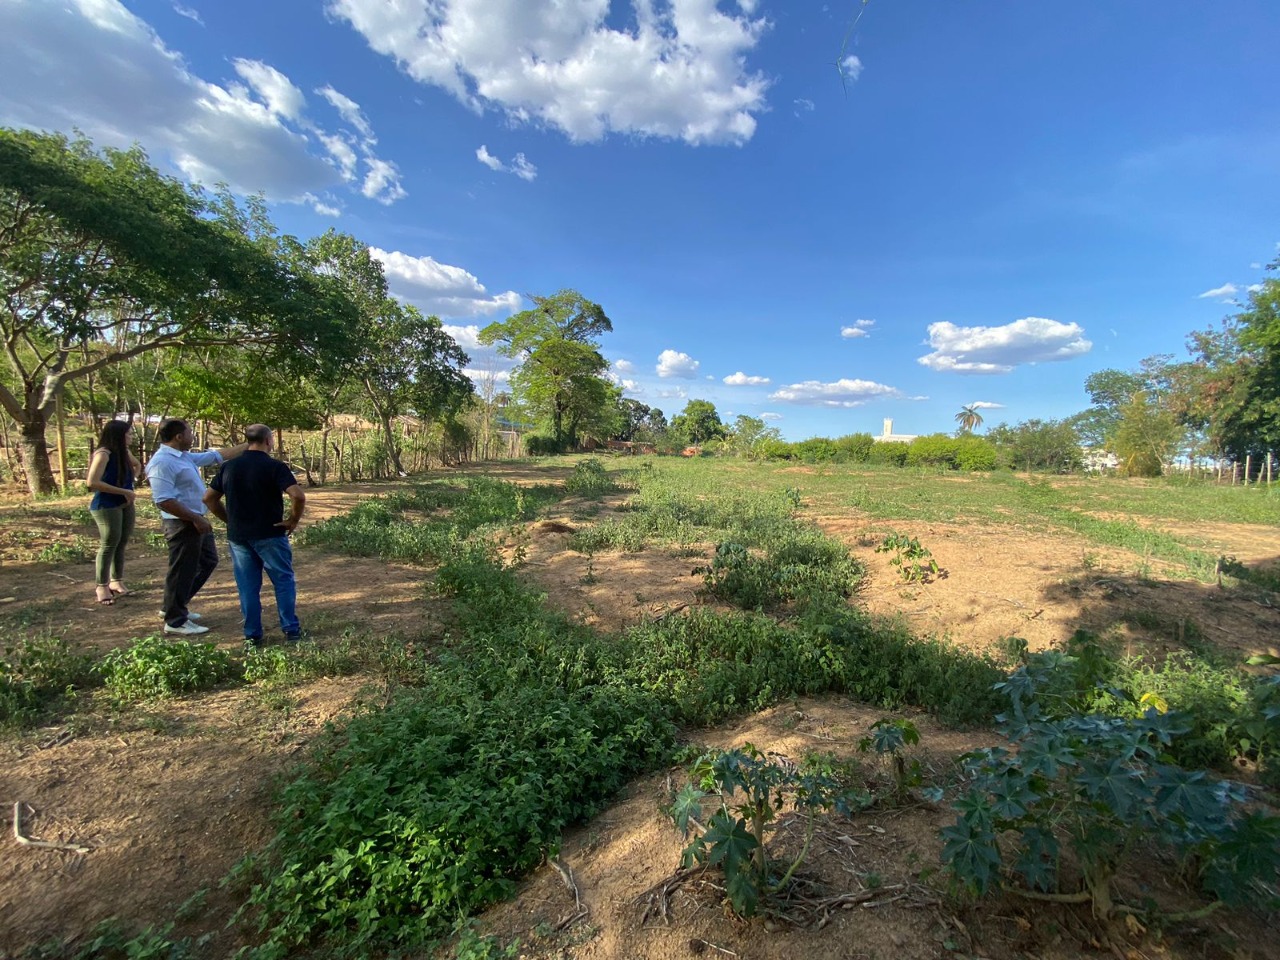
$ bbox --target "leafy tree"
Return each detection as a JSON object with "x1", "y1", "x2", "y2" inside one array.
[
  {"x1": 0, "y1": 129, "x2": 356, "y2": 494},
  {"x1": 670, "y1": 399, "x2": 726, "y2": 446},
  {"x1": 613, "y1": 398, "x2": 666, "y2": 442},
  {"x1": 990, "y1": 419, "x2": 1082, "y2": 473},
  {"x1": 1110, "y1": 390, "x2": 1182, "y2": 476},
  {"x1": 480, "y1": 289, "x2": 613, "y2": 448},
  {"x1": 1183, "y1": 268, "x2": 1280, "y2": 459},
  {"x1": 726, "y1": 415, "x2": 781, "y2": 458},
  {"x1": 954, "y1": 405, "x2": 984, "y2": 434},
  {"x1": 294, "y1": 230, "x2": 471, "y2": 476}
]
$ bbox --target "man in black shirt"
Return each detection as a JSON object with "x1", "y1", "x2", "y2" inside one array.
[{"x1": 204, "y1": 425, "x2": 306, "y2": 645}]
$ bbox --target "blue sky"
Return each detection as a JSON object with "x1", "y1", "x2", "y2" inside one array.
[{"x1": 2, "y1": 0, "x2": 1278, "y2": 440}]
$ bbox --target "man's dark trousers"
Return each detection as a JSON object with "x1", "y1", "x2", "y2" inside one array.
[{"x1": 162, "y1": 519, "x2": 217, "y2": 627}]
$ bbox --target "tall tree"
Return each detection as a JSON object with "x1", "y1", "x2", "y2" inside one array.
[
  {"x1": 479, "y1": 289, "x2": 613, "y2": 449},
  {"x1": 670, "y1": 399, "x2": 726, "y2": 445},
  {"x1": 295, "y1": 230, "x2": 472, "y2": 476},
  {"x1": 0, "y1": 129, "x2": 356, "y2": 494},
  {"x1": 954, "y1": 405, "x2": 984, "y2": 434}
]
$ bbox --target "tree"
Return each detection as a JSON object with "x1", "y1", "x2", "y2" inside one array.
[
  {"x1": 954, "y1": 405, "x2": 984, "y2": 434},
  {"x1": 670, "y1": 399, "x2": 726, "y2": 446},
  {"x1": 990, "y1": 419, "x2": 1082, "y2": 474},
  {"x1": 727, "y1": 414, "x2": 780, "y2": 458},
  {"x1": 613, "y1": 398, "x2": 666, "y2": 442},
  {"x1": 480, "y1": 289, "x2": 613, "y2": 449},
  {"x1": 1110, "y1": 390, "x2": 1181, "y2": 476},
  {"x1": 295, "y1": 230, "x2": 472, "y2": 476},
  {"x1": 0, "y1": 129, "x2": 357, "y2": 494}
]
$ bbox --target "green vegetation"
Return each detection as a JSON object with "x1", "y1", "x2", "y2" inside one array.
[
  {"x1": 99, "y1": 636, "x2": 237, "y2": 701},
  {"x1": 671, "y1": 745, "x2": 863, "y2": 917},
  {"x1": 0, "y1": 632, "x2": 94, "y2": 729},
  {"x1": 943, "y1": 647, "x2": 1280, "y2": 920}
]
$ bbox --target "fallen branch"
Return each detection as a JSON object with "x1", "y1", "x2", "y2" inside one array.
[
  {"x1": 12, "y1": 802, "x2": 90, "y2": 854},
  {"x1": 549, "y1": 857, "x2": 588, "y2": 930}
]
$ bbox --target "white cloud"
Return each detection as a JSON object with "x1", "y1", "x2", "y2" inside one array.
[
  {"x1": 1250, "y1": 262, "x2": 1263, "y2": 270},
  {"x1": 0, "y1": 0, "x2": 401, "y2": 209},
  {"x1": 476, "y1": 144, "x2": 537, "y2": 181},
  {"x1": 793, "y1": 98, "x2": 815, "y2": 115},
  {"x1": 361, "y1": 157, "x2": 407, "y2": 204},
  {"x1": 612, "y1": 359, "x2": 636, "y2": 374},
  {"x1": 328, "y1": 0, "x2": 771, "y2": 146},
  {"x1": 172, "y1": 4, "x2": 203, "y2": 26},
  {"x1": 657, "y1": 349, "x2": 700, "y2": 379},
  {"x1": 769, "y1": 379, "x2": 902, "y2": 408},
  {"x1": 1247, "y1": 283, "x2": 1263, "y2": 293},
  {"x1": 760, "y1": 411, "x2": 782, "y2": 420},
  {"x1": 302, "y1": 193, "x2": 342, "y2": 217},
  {"x1": 462, "y1": 367, "x2": 510, "y2": 384},
  {"x1": 233, "y1": 59, "x2": 305, "y2": 120},
  {"x1": 840, "y1": 319, "x2": 875, "y2": 339},
  {"x1": 723, "y1": 371, "x2": 771, "y2": 386},
  {"x1": 1197, "y1": 283, "x2": 1239, "y2": 299},
  {"x1": 917, "y1": 318, "x2": 1092, "y2": 375},
  {"x1": 969, "y1": 401, "x2": 1004, "y2": 410},
  {"x1": 317, "y1": 85, "x2": 375, "y2": 140},
  {"x1": 372, "y1": 248, "x2": 522, "y2": 319},
  {"x1": 840, "y1": 55, "x2": 863, "y2": 81},
  {"x1": 657, "y1": 387, "x2": 689, "y2": 400}
]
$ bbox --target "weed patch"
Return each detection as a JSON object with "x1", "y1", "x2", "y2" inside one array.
[
  {"x1": 100, "y1": 636, "x2": 238, "y2": 701},
  {"x1": 0, "y1": 632, "x2": 95, "y2": 729}
]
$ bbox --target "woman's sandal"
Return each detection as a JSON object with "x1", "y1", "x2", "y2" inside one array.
[
  {"x1": 109, "y1": 582, "x2": 131, "y2": 597},
  {"x1": 95, "y1": 587, "x2": 115, "y2": 605}
]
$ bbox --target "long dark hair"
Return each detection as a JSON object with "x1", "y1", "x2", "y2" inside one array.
[{"x1": 97, "y1": 420, "x2": 134, "y2": 485}]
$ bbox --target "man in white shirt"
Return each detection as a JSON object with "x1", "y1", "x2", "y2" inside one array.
[{"x1": 146, "y1": 418, "x2": 246, "y2": 636}]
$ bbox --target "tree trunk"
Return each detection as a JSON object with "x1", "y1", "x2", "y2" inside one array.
[
  {"x1": 18, "y1": 414, "x2": 57, "y2": 496},
  {"x1": 380, "y1": 414, "x2": 405, "y2": 476},
  {"x1": 318, "y1": 427, "x2": 331, "y2": 485}
]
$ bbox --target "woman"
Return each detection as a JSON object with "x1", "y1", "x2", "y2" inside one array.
[{"x1": 86, "y1": 419, "x2": 141, "y2": 604}]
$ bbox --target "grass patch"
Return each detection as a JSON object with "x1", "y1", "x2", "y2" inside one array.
[
  {"x1": 0, "y1": 631, "x2": 96, "y2": 730},
  {"x1": 100, "y1": 636, "x2": 238, "y2": 702}
]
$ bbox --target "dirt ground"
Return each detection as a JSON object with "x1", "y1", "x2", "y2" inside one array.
[{"x1": 1, "y1": 466, "x2": 1278, "y2": 958}]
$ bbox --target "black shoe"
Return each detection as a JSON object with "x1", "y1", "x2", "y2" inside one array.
[
  {"x1": 244, "y1": 636, "x2": 263, "y2": 649},
  {"x1": 283, "y1": 633, "x2": 301, "y2": 644}
]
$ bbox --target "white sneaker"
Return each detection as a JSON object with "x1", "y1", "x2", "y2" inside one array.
[
  {"x1": 158, "y1": 611, "x2": 202, "y2": 621},
  {"x1": 163, "y1": 621, "x2": 210, "y2": 636}
]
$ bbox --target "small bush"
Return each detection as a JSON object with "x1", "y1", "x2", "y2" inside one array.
[
  {"x1": 867, "y1": 441, "x2": 909, "y2": 466},
  {"x1": 563, "y1": 458, "x2": 615, "y2": 498},
  {"x1": 0, "y1": 633, "x2": 96, "y2": 728},
  {"x1": 100, "y1": 636, "x2": 237, "y2": 701},
  {"x1": 524, "y1": 435, "x2": 565, "y2": 456}
]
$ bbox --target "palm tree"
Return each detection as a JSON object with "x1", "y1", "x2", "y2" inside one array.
[{"x1": 955, "y1": 405, "x2": 983, "y2": 434}]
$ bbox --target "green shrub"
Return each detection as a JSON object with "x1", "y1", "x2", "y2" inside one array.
[
  {"x1": 943, "y1": 658, "x2": 1280, "y2": 919},
  {"x1": 524, "y1": 435, "x2": 565, "y2": 456},
  {"x1": 0, "y1": 632, "x2": 96, "y2": 729},
  {"x1": 955, "y1": 436, "x2": 998, "y2": 471},
  {"x1": 867, "y1": 441, "x2": 909, "y2": 466},
  {"x1": 100, "y1": 636, "x2": 237, "y2": 701},
  {"x1": 563, "y1": 457, "x2": 615, "y2": 498},
  {"x1": 833, "y1": 432, "x2": 875, "y2": 462},
  {"x1": 698, "y1": 535, "x2": 863, "y2": 610},
  {"x1": 787, "y1": 437, "x2": 839, "y2": 463},
  {"x1": 906, "y1": 433, "x2": 961, "y2": 469}
]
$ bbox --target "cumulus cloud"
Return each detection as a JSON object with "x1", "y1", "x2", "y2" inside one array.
[
  {"x1": 760, "y1": 412, "x2": 782, "y2": 421},
  {"x1": 372, "y1": 248, "x2": 522, "y2": 319},
  {"x1": 612, "y1": 359, "x2": 636, "y2": 374},
  {"x1": 328, "y1": 0, "x2": 771, "y2": 145},
  {"x1": 1197, "y1": 283, "x2": 1239, "y2": 299},
  {"x1": 769, "y1": 379, "x2": 902, "y2": 408},
  {"x1": 917, "y1": 318, "x2": 1092, "y2": 374},
  {"x1": 0, "y1": 0, "x2": 402, "y2": 208},
  {"x1": 841, "y1": 319, "x2": 875, "y2": 339},
  {"x1": 657, "y1": 387, "x2": 689, "y2": 400},
  {"x1": 657, "y1": 349, "x2": 700, "y2": 379},
  {"x1": 1247, "y1": 283, "x2": 1263, "y2": 293},
  {"x1": 840, "y1": 55, "x2": 863, "y2": 81},
  {"x1": 475, "y1": 144, "x2": 537, "y2": 181},
  {"x1": 723, "y1": 371, "x2": 770, "y2": 386}
]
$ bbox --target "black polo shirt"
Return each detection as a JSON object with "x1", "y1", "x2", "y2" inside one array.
[{"x1": 209, "y1": 451, "x2": 299, "y2": 543}]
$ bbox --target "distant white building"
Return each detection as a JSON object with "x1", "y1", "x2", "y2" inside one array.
[{"x1": 873, "y1": 418, "x2": 918, "y2": 443}]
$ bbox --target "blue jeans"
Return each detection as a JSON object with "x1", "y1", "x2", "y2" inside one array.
[{"x1": 228, "y1": 537, "x2": 300, "y2": 639}]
